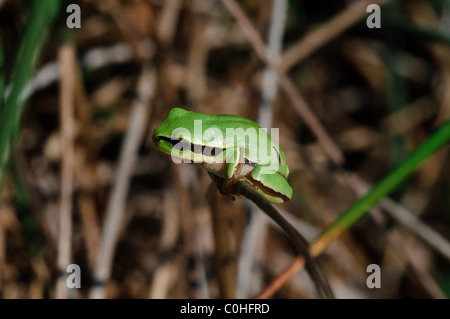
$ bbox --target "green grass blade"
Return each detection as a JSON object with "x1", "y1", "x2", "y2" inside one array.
[
  {"x1": 313, "y1": 120, "x2": 450, "y2": 252},
  {"x1": 0, "y1": 36, "x2": 4, "y2": 113},
  {"x1": 0, "y1": 0, "x2": 60, "y2": 185}
]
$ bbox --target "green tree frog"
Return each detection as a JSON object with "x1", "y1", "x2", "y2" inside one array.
[{"x1": 152, "y1": 107, "x2": 293, "y2": 203}]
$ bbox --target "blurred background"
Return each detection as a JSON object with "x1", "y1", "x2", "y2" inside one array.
[{"x1": 0, "y1": 0, "x2": 450, "y2": 299}]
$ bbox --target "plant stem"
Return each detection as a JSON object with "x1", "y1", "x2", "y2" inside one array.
[{"x1": 236, "y1": 181, "x2": 334, "y2": 299}]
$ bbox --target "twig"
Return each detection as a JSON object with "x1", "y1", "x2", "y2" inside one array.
[
  {"x1": 89, "y1": 66, "x2": 156, "y2": 299},
  {"x1": 236, "y1": 181, "x2": 334, "y2": 299},
  {"x1": 281, "y1": 0, "x2": 390, "y2": 72},
  {"x1": 72, "y1": 56, "x2": 101, "y2": 272},
  {"x1": 172, "y1": 164, "x2": 210, "y2": 298},
  {"x1": 185, "y1": 4, "x2": 211, "y2": 103},
  {"x1": 257, "y1": 0, "x2": 287, "y2": 129},
  {"x1": 236, "y1": 204, "x2": 268, "y2": 298},
  {"x1": 398, "y1": 233, "x2": 446, "y2": 298},
  {"x1": 74, "y1": 62, "x2": 94, "y2": 141},
  {"x1": 208, "y1": 184, "x2": 235, "y2": 298},
  {"x1": 381, "y1": 197, "x2": 450, "y2": 262},
  {"x1": 148, "y1": 187, "x2": 180, "y2": 298},
  {"x1": 3, "y1": 40, "x2": 154, "y2": 105},
  {"x1": 220, "y1": 0, "x2": 344, "y2": 165},
  {"x1": 157, "y1": 0, "x2": 183, "y2": 44},
  {"x1": 55, "y1": 44, "x2": 76, "y2": 299},
  {"x1": 78, "y1": 195, "x2": 100, "y2": 270}
]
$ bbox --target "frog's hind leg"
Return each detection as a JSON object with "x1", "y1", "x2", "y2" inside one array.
[{"x1": 250, "y1": 166, "x2": 293, "y2": 202}]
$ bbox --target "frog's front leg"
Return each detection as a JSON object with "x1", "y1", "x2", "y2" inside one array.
[
  {"x1": 209, "y1": 146, "x2": 246, "y2": 197},
  {"x1": 203, "y1": 146, "x2": 243, "y2": 179},
  {"x1": 204, "y1": 147, "x2": 243, "y2": 197},
  {"x1": 224, "y1": 146, "x2": 245, "y2": 179},
  {"x1": 221, "y1": 146, "x2": 246, "y2": 195}
]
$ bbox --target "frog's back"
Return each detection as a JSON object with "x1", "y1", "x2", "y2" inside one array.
[
  {"x1": 166, "y1": 108, "x2": 288, "y2": 176},
  {"x1": 173, "y1": 107, "x2": 260, "y2": 131}
]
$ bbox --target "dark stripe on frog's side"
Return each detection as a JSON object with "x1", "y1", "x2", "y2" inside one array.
[
  {"x1": 155, "y1": 136, "x2": 260, "y2": 166},
  {"x1": 247, "y1": 173, "x2": 290, "y2": 202},
  {"x1": 155, "y1": 136, "x2": 224, "y2": 156}
]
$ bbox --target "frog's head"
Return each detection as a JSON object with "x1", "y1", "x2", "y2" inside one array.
[{"x1": 152, "y1": 107, "x2": 190, "y2": 156}]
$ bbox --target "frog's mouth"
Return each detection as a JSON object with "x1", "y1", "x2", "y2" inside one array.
[{"x1": 154, "y1": 136, "x2": 224, "y2": 157}]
